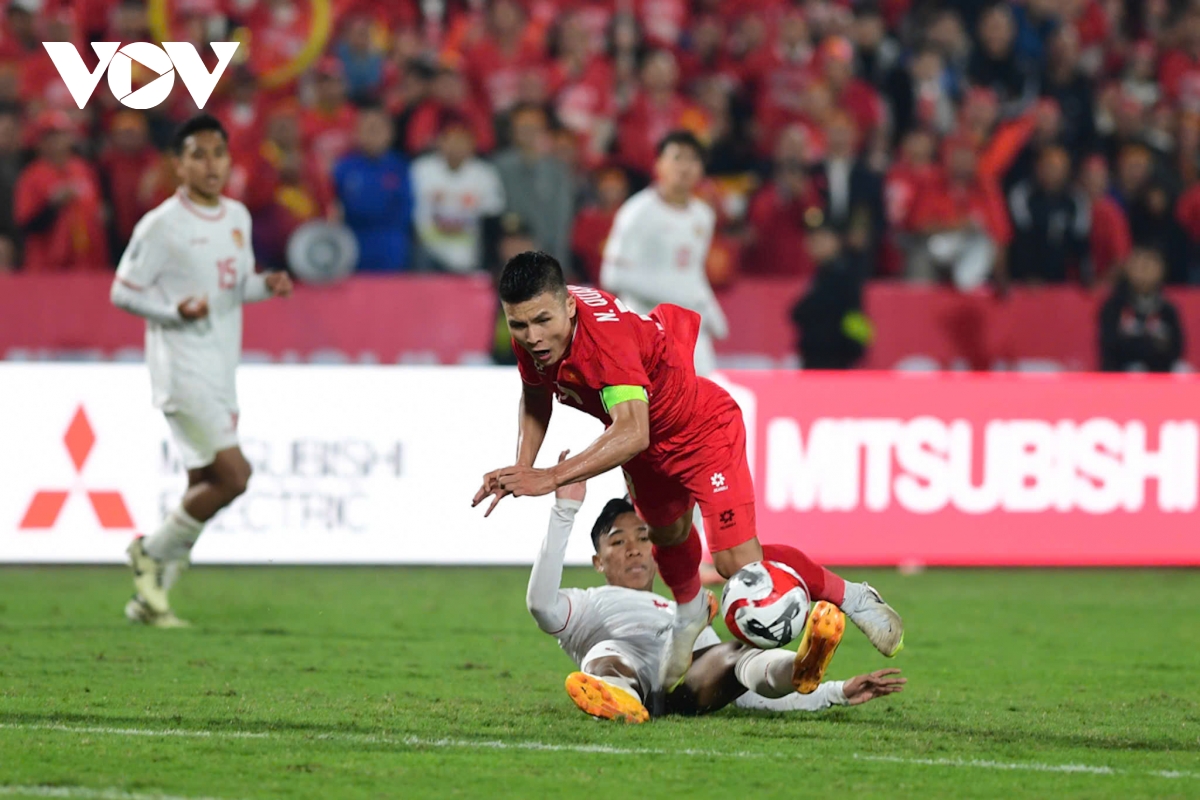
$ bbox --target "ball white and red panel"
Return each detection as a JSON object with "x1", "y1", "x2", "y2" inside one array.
[{"x1": 720, "y1": 560, "x2": 811, "y2": 649}]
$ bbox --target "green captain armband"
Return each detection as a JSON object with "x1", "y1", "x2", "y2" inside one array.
[{"x1": 601, "y1": 385, "x2": 649, "y2": 414}]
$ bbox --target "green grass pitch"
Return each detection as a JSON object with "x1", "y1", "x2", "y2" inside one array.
[{"x1": 1, "y1": 566, "x2": 1198, "y2": 799}]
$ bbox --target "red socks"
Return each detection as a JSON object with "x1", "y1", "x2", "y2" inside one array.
[
  {"x1": 761, "y1": 544, "x2": 846, "y2": 605},
  {"x1": 652, "y1": 525, "x2": 703, "y2": 604}
]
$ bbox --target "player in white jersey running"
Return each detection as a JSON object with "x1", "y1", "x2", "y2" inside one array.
[
  {"x1": 527, "y1": 453, "x2": 905, "y2": 722},
  {"x1": 110, "y1": 114, "x2": 293, "y2": 627},
  {"x1": 600, "y1": 130, "x2": 728, "y2": 377}
]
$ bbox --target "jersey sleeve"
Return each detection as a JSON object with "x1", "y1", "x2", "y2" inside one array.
[
  {"x1": 110, "y1": 217, "x2": 182, "y2": 325},
  {"x1": 115, "y1": 215, "x2": 170, "y2": 290},
  {"x1": 580, "y1": 323, "x2": 651, "y2": 390}
]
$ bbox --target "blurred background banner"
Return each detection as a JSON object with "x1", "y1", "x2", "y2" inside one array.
[
  {"x1": 5, "y1": 274, "x2": 1200, "y2": 369},
  {"x1": 2, "y1": 365, "x2": 1196, "y2": 567}
]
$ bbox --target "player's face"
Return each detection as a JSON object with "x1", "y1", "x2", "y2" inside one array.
[
  {"x1": 175, "y1": 130, "x2": 231, "y2": 201},
  {"x1": 503, "y1": 291, "x2": 577, "y2": 366},
  {"x1": 655, "y1": 143, "x2": 702, "y2": 197},
  {"x1": 593, "y1": 512, "x2": 656, "y2": 591}
]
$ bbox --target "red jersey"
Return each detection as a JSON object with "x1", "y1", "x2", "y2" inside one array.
[
  {"x1": 301, "y1": 104, "x2": 357, "y2": 174},
  {"x1": 14, "y1": 157, "x2": 109, "y2": 271},
  {"x1": 513, "y1": 286, "x2": 701, "y2": 443}
]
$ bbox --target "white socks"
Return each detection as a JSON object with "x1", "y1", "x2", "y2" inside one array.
[
  {"x1": 733, "y1": 649, "x2": 797, "y2": 699},
  {"x1": 143, "y1": 507, "x2": 204, "y2": 564},
  {"x1": 840, "y1": 581, "x2": 867, "y2": 613}
]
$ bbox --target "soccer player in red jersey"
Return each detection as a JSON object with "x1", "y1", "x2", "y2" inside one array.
[{"x1": 473, "y1": 252, "x2": 904, "y2": 690}]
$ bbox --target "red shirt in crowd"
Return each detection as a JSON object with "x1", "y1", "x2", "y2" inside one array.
[
  {"x1": 1159, "y1": 48, "x2": 1200, "y2": 109},
  {"x1": 548, "y1": 58, "x2": 616, "y2": 168},
  {"x1": 98, "y1": 145, "x2": 160, "y2": 245},
  {"x1": 742, "y1": 181, "x2": 826, "y2": 278},
  {"x1": 1090, "y1": 193, "x2": 1132, "y2": 280},
  {"x1": 462, "y1": 37, "x2": 546, "y2": 113},
  {"x1": 639, "y1": 0, "x2": 690, "y2": 47},
  {"x1": 301, "y1": 104, "x2": 357, "y2": 174},
  {"x1": 405, "y1": 99, "x2": 496, "y2": 154},
  {"x1": 616, "y1": 93, "x2": 710, "y2": 175},
  {"x1": 14, "y1": 157, "x2": 109, "y2": 271},
  {"x1": 908, "y1": 170, "x2": 1012, "y2": 246}
]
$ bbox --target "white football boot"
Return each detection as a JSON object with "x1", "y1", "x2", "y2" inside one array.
[
  {"x1": 126, "y1": 538, "x2": 169, "y2": 615},
  {"x1": 657, "y1": 590, "x2": 718, "y2": 692},
  {"x1": 842, "y1": 582, "x2": 904, "y2": 657},
  {"x1": 124, "y1": 596, "x2": 191, "y2": 628}
]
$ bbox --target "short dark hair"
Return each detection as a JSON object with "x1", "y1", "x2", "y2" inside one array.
[
  {"x1": 591, "y1": 497, "x2": 638, "y2": 551},
  {"x1": 656, "y1": 129, "x2": 706, "y2": 161},
  {"x1": 498, "y1": 250, "x2": 567, "y2": 304},
  {"x1": 172, "y1": 113, "x2": 228, "y2": 154}
]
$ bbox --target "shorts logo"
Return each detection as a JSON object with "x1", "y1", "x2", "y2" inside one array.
[
  {"x1": 719, "y1": 510, "x2": 735, "y2": 527},
  {"x1": 710, "y1": 472, "x2": 727, "y2": 493}
]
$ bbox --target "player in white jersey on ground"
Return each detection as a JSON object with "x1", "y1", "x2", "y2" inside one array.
[
  {"x1": 600, "y1": 130, "x2": 729, "y2": 377},
  {"x1": 110, "y1": 114, "x2": 293, "y2": 627},
  {"x1": 527, "y1": 453, "x2": 906, "y2": 722}
]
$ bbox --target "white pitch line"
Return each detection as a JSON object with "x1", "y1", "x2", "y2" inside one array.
[
  {"x1": 854, "y1": 754, "x2": 1199, "y2": 780},
  {"x1": 0, "y1": 786, "x2": 232, "y2": 800},
  {"x1": 0, "y1": 724, "x2": 267, "y2": 740},
  {"x1": 4, "y1": 722, "x2": 1197, "y2": 781}
]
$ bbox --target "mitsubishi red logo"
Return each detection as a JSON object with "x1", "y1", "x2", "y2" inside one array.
[{"x1": 19, "y1": 406, "x2": 134, "y2": 530}]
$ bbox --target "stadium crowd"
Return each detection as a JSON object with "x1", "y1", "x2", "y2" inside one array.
[{"x1": 1, "y1": 0, "x2": 1199, "y2": 300}]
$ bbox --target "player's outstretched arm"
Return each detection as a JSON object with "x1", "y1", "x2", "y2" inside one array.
[
  {"x1": 546, "y1": 397, "x2": 649, "y2": 488},
  {"x1": 526, "y1": 452, "x2": 585, "y2": 634},
  {"x1": 516, "y1": 383, "x2": 553, "y2": 467},
  {"x1": 473, "y1": 383, "x2": 553, "y2": 516},
  {"x1": 110, "y1": 277, "x2": 189, "y2": 326}
]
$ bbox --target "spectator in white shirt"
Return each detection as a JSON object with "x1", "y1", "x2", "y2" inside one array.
[{"x1": 410, "y1": 112, "x2": 506, "y2": 273}]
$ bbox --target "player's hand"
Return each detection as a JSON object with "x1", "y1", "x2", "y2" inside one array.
[
  {"x1": 178, "y1": 296, "x2": 209, "y2": 320},
  {"x1": 473, "y1": 467, "x2": 511, "y2": 517},
  {"x1": 841, "y1": 668, "x2": 906, "y2": 706},
  {"x1": 553, "y1": 450, "x2": 586, "y2": 504},
  {"x1": 496, "y1": 464, "x2": 558, "y2": 499},
  {"x1": 266, "y1": 271, "x2": 293, "y2": 297}
]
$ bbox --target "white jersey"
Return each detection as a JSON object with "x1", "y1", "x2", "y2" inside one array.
[
  {"x1": 410, "y1": 153, "x2": 506, "y2": 273},
  {"x1": 112, "y1": 191, "x2": 267, "y2": 413},
  {"x1": 553, "y1": 583, "x2": 721, "y2": 672},
  {"x1": 599, "y1": 188, "x2": 728, "y2": 374}
]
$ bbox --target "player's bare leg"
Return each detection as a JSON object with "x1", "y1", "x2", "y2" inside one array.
[
  {"x1": 565, "y1": 656, "x2": 649, "y2": 724},
  {"x1": 662, "y1": 642, "x2": 748, "y2": 716},
  {"x1": 128, "y1": 446, "x2": 251, "y2": 625},
  {"x1": 650, "y1": 510, "x2": 717, "y2": 691}
]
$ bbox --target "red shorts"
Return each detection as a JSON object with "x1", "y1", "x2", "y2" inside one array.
[{"x1": 621, "y1": 378, "x2": 757, "y2": 552}]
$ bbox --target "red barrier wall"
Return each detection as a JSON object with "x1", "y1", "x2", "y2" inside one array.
[{"x1": 3, "y1": 274, "x2": 1199, "y2": 369}]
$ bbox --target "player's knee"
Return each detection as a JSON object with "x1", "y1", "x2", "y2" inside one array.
[
  {"x1": 226, "y1": 463, "x2": 252, "y2": 498},
  {"x1": 712, "y1": 539, "x2": 762, "y2": 579},
  {"x1": 649, "y1": 515, "x2": 691, "y2": 548}
]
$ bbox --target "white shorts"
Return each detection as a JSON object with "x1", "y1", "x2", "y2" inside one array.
[
  {"x1": 165, "y1": 405, "x2": 240, "y2": 469},
  {"x1": 580, "y1": 628, "x2": 723, "y2": 694}
]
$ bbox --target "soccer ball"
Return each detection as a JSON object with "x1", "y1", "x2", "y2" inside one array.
[{"x1": 720, "y1": 561, "x2": 810, "y2": 649}]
